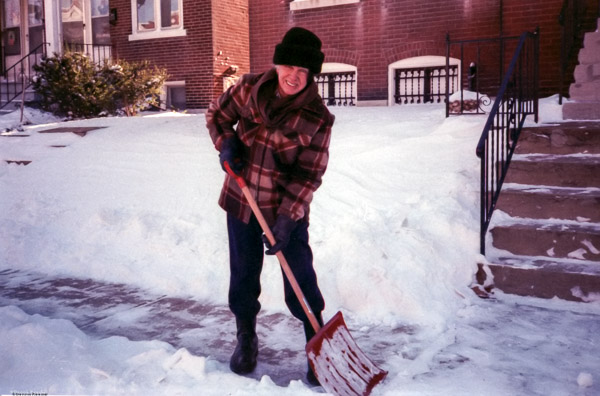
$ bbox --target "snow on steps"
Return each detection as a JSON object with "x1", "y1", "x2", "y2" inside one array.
[{"x1": 481, "y1": 122, "x2": 600, "y2": 302}]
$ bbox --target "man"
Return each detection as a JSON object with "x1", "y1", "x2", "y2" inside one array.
[{"x1": 205, "y1": 27, "x2": 334, "y2": 385}]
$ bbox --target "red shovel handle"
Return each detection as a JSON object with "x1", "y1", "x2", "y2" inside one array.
[
  {"x1": 223, "y1": 161, "x2": 247, "y2": 188},
  {"x1": 223, "y1": 161, "x2": 321, "y2": 332}
]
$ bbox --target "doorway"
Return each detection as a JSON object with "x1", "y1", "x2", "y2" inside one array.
[{"x1": 61, "y1": 0, "x2": 111, "y2": 63}]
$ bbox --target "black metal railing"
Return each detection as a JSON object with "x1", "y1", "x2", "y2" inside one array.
[
  {"x1": 475, "y1": 29, "x2": 539, "y2": 255},
  {"x1": 315, "y1": 71, "x2": 356, "y2": 106},
  {"x1": 446, "y1": 33, "x2": 530, "y2": 116},
  {"x1": 1, "y1": 42, "x2": 48, "y2": 111},
  {"x1": 394, "y1": 65, "x2": 458, "y2": 105},
  {"x1": 63, "y1": 42, "x2": 114, "y2": 66}
]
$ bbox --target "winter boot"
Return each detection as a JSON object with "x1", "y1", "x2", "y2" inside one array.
[
  {"x1": 230, "y1": 317, "x2": 258, "y2": 374},
  {"x1": 303, "y1": 314, "x2": 324, "y2": 386}
]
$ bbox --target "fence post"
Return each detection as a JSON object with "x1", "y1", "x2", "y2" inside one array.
[{"x1": 445, "y1": 33, "x2": 450, "y2": 117}]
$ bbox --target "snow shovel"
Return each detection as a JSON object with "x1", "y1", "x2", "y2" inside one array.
[{"x1": 224, "y1": 162, "x2": 387, "y2": 396}]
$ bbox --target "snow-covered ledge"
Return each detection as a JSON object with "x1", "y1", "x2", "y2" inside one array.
[{"x1": 290, "y1": 0, "x2": 360, "y2": 11}]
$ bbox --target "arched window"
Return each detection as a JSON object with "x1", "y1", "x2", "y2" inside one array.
[
  {"x1": 316, "y1": 63, "x2": 357, "y2": 106},
  {"x1": 388, "y1": 56, "x2": 459, "y2": 106}
]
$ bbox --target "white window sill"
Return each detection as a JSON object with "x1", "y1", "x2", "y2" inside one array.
[
  {"x1": 128, "y1": 28, "x2": 187, "y2": 41},
  {"x1": 290, "y1": 0, "x2": 359, "y2": 11}
]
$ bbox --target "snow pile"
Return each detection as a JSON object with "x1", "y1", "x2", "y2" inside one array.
[
  {"x1": 0, "y1": 105, "x2": 482, "y2": 327},
  {"x1": 1, "y1": 97, "x2": 598, "y2": 395}
]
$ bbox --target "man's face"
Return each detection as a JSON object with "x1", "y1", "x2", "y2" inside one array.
[{"x1": 276, "y1": 65, "x2": 309, "y2": 97}]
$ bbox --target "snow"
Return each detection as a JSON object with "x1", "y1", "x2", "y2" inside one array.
[{"x1": 0, "y1": 97, "x2": 598, "y2": 395}]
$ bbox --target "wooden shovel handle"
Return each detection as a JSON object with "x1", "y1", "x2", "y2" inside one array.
[{"x1": 224, "y1": 162, "x2": 322, "y2": 333}]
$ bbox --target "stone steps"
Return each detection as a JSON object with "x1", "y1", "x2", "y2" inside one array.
[
  {"x1": 481, "y1": 122, "x2": 600, "y2": 302},
  {"x1": 504, "y1": 155, "x2": 600, "y2": 188},
  {"x1": 491, "y1": 221, "x2": 600, "y2": 261},
  {"x1": 496, "y1": 186, "x2": 600, "y2": 222},
  {"x1": 515, "y1": 123, "x2": 600, "y2": 154}
]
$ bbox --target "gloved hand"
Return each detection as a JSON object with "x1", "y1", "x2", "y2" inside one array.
[
  {"x1": 263, "y1": 215, "x2": 297, "y2": 255},
  {"x1": 219, "y1": 138, "x2": 244, "y2": 175}
]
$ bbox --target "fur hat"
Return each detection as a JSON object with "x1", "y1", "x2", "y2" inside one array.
[{"x1": 273, "y1": 27, "x2": 325, "y2": 74}]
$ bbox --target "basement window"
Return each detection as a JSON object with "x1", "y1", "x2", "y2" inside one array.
[
  {"x1": 129, "y1": 0, "x2": 186, "y2": 41},
  {"x1": 290, "y1": 0, "x2": 360, "y2": 11}
]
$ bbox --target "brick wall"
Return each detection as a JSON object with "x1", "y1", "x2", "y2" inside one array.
[
  {"x1": 212, "y1": 0, "x2": 251, "y2": 99},
  {"x1": 108, "y1": 0, "x2": 596, "y2": 108},
  {"x1": 248, "y1": 0, "x2": 572, "y2": 101},
  {"x1": 109, "y1": 0, "x2": 249, "y2": 109}
]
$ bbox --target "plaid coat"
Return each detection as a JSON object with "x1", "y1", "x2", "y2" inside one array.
[{"x1": 206, "y1": 68, "x2": 334, "y2": 226}]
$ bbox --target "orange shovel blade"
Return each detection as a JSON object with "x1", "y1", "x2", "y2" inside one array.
[{"x1": 306, "y1": 311, "x2": 388, "y2": 396}]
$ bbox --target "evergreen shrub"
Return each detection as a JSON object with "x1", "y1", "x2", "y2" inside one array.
[{"x1": 32, "y1": 53, "x2": 168, "y2": 118}]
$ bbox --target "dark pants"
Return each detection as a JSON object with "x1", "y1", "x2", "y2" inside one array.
[{"x1": 227, "y1": 213, "x2": 325, "y2": 324}]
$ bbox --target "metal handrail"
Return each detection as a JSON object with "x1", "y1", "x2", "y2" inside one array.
[
  {"x1": 476, "y1": 29, "x2": 539, "y2": 255},
  {"x1": 1, "y1": 42, "x2": 48, "y2": 110}
]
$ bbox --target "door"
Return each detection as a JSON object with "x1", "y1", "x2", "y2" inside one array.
[
  {"x1": 28, "y1": 0, "x2": 44, "y2": 51},
  {"x1": 61, "y1": 0, "x2": 84, "y2": 46}
]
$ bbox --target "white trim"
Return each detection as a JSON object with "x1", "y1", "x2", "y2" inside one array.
[
  {"x1": 290, "y1": 0, "x2": 359, "y2": 11},
  {"x1": 128, "y1": 28, "x2": 187, "y2": 41},
  {"x1": 387, "y1": 56, "x2": 460, "y2": 106},
  {"x1": 321, "y1": 62, "x2": 356, "y2": 73},
  {"x1": 45, "y1": 0, "x2": 62, "y2": 54},
  {"x1": 128, "y1": 0, "x2": 186, "y2": 41}
]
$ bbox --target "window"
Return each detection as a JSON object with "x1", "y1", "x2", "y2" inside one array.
[
  {"x1": 387, "y1": 56, "x2": 460, "y2": 106},
  {"x1": 129, "y1": 0, "x2": 186, "y2": 41},
  {"x1": 290, "y1": 0, "x2": 359, "y2": 11},
  {"x1": 92, "y1": 0, "x2": 110, "y2": 45},
  {"x1": 316, "y1": 63, "x2": 357, "y2": 106},
  {"x1": 28, "y1": 0, "x2": 44, "y2": 49},
  {"x1": 3, "y1": 0, "x2": 21, "y2": 55}
]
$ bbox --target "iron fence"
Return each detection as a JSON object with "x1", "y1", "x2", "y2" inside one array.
[
  {"x1": 445, "y1": 33, "x2": 534, "y2": 116},
  {"x1": 315, "y1": 71, "x2": 356, "y2": 106},
  {"x1": 1, "y1": 43, "x2": 48, "y2": 111},
  {"x1": 394, "y1": 65, "x2": 458, "y2": 105},
  {"x1": 63, "y1": 42, "x2": 114, "y2": 66}
]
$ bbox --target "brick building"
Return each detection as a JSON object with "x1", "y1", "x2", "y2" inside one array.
[
  {"x1": 0, "y1": 0, "x2": 596, "y2": 110},
  {"x1": 108, "y1": 0, "x2": 250, "y2": 109},
  {"x1": 248, "y1": 0, "x2": 586, "y2": 105}
]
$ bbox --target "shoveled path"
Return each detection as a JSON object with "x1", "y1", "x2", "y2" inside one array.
[
  {"x1": 0, "y1": 268, "x2": 398, "y2": 389},
  {"x1": 1, "y1": 268, "x2": 599, "y2": 395}
]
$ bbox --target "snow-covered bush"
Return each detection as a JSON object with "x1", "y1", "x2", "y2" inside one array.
[{"x1": 32, "y1": 53, "x2": 168, "y2": 118}]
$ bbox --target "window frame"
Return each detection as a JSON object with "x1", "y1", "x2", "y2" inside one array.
[
  {"x1": 290, "y1": 0, "x2": 359, "y2": 11},
  {"x1": 128, "y1": 0, "x2": 186, "y2": 41}
]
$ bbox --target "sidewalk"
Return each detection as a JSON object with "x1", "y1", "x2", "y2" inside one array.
[
  {"x1": 1, "y1": 268, "x2": 599, "y2": 395},
  {"x1": 0, "y1": 269, "x2": 394, "y2": 388}
]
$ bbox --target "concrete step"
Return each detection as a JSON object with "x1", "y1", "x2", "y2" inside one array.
[
  {"x1": 504, "y1": 154, "x2": 600, "y2": 188},
  {"x1": 496, "y1": 186, "x2": 600, "y2": 222},
  {"x1": 515, "y1": 122, "x2": 600, "y2": 154},
  {"x1": 582, "y1": 30, "x2": 600, "y2": 52},
  {"x1": 578, "y1": 41, "x2": 600, "y2": 64},
  {"x1": 573, "y1": 63, "x2": 600, "y2": 83},
  {"x1": 569, "y1": 79, "x2": 600, "y2": 101},
  {"x1": 481, "y1": 257, "x2": 600, "y2": 302},
  {"x1": 490, "y1": 221, "x2": 600, "y2": 261},
  {"x1": 563, "y1": 101, "x2": 600, "y2": 120}
]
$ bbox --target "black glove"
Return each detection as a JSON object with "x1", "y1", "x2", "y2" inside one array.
[
  {"x1": 263, "y1": 215, "x2": 297, "y2": 255},
  {"x1": 219, "y1": 138, "x2": 244, "y2": 175}
]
